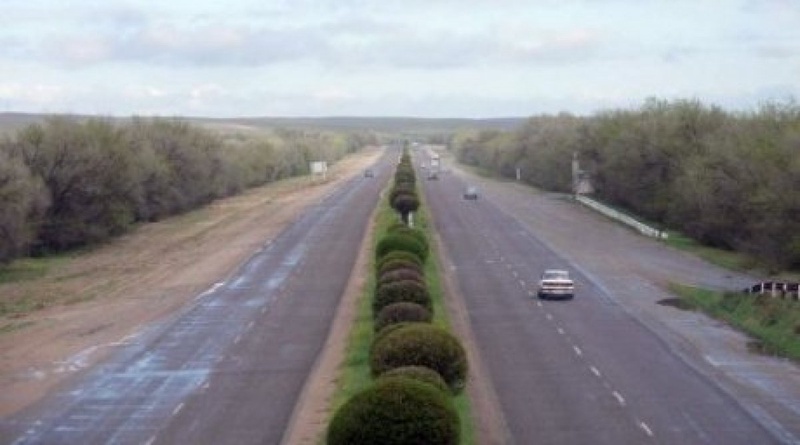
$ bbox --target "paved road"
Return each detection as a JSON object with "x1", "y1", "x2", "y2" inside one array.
[
  {"x1": 421, "y1": 166, "x2": 791, "y2": 444},
  {"x1": 0, "y1": 153, "x2": 393, "y2": 445}
]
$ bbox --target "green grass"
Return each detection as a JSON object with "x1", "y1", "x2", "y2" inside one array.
[
  {"x1": 669, "y1": 283, "x2": 800, "y2": 361},
  {"x1": 0, "y1": 256, "x2": 68, "y2": 284},
  {"x1": 330, "y1": 185, "x2": 475, "y2": 444},
  {"x1": 664, "y1": 231, "x2": 758, "y2": 273}
]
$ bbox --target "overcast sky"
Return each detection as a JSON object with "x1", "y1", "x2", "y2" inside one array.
[{"x1": 1, "y1": 0, "x2": 798, "y2": 118}]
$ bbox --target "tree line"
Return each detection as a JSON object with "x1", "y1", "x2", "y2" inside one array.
[
  {"x1": 452, "y1": 99, "x2": 800, "y2": 271},
  {"x1": 0, "y1": 116, "x2": 376, "y2": 263}
]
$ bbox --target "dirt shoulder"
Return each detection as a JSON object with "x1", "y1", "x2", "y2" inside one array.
[{"x1": 0, "y1": 148, "x2": 382, "y2": 417}]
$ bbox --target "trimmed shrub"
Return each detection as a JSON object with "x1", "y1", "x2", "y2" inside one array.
[
  {"x1": 389, "y1": 184, "x2": 416, "y2": 204},
  {"x1": 377, "y1": 259, "x2": 423, "y2": 278},
  {"x1": 380, "y1": 365, "x2": 450, "y2": 394},
  {"x1": 376, "y1": 233, "x2": 427, "y2": 262},
  {"x1": 391, "y1": 193, "x2": 420, "y2": 218},
  {"x1": 327, "y1": 377, "x2": 459, "y2": 445},
  {"x1": 375, "y1": 302, "x2": 432, "y2": 332},
  {"x1": 387, "y1": 224, "x2": 429, "y2": 253},
  {"x1": 375, "y1": 250, "x2": 423, "y2": 270},
  {"x1": 374, "y1": 280, "x2": 432, "y2": 314},
  {"x1": 370, "y1": 323, "x2": 468, "y2": 393},
  {"x1": 377, "y1": 268, "x2": 425, "y2": 287}
]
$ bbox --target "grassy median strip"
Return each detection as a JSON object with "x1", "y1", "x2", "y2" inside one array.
[
  {"x1": 669, "y1": 283, "x2": 800, "y2": 361},
  {"x1": 331, "y1": 192, "x2": 475, "y2": 444}
]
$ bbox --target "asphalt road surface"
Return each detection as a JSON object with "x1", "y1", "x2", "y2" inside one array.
[
  {"x1": 0, "y1": 154, "x2": 393, "y2": 445},
  {"x1": 421, "y1": 165, "x2": 795, "y2": 444}
]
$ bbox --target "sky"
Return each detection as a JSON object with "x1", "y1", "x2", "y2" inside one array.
[{"x1": 1, "y1": 0, "x2": 798, "y2": 118}]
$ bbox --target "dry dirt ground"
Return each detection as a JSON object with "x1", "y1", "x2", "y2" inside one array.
[{"x1": 0, "y1": 148, "x2": 382, "y2": 418}]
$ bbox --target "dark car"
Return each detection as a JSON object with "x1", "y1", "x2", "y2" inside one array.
[{"x1": 463, "y1": 186, "x2": 479, "y2": 200}]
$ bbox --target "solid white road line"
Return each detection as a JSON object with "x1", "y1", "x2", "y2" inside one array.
[
  {"x1": 639, "y1": 421, "x2": 654, "y2": 437},
  {"x1": 590, "y1": 366, "x2": 601, "y2": 377},
  {"x1": 612, "y1": 391, "x2": 626, "y2": 406},
  {"x1": 573, "y1": 346, "x2": 583, "y2": 357}
]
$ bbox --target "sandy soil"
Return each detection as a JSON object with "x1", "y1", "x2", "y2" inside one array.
[{"x1": 0, "y1": 148, "x2": 382, "y2": 417}]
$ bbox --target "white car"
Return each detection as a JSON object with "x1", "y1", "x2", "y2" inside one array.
[
  {"x1": 463, "y1": 186, "x2": 479, "y2": 200},
  {"x1": 537, "y1": 269, "x2": 574, "y2": 300}
]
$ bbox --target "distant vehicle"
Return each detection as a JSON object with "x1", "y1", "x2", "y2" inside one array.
[
  {"x1": 537, "y1": 269, "x2": 574, "y2": 300},
  {"x1": 364, "y1": 169, "x2": 374, "y2": 178},
  {"x1": 427, "y1": 171, "x2": 439, "y2": 180},
  {"x1": 463, "y1": 186, "x2": 479, "y2": 200}
]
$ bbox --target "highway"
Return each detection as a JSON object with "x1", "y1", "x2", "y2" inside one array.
[
  {"x1": 421, "y1": 165, "x2": 789, "y2": 444},
  {"x1": 0, "y1": 154, "x2": 393, "y2": 445}
]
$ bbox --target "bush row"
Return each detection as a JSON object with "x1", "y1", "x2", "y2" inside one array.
[
  {"x1": 327, "y1": 148, "x2": 468, "y2": 445},
  {"x1": 0, "y1": 116, "x2": 377, "y2": 263}
]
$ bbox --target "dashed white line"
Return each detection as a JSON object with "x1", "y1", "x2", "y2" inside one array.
[
  {"x1": 639, "y1": 421, "x2": 654, "y2": 437},
  {"x1": 573, "y1": 346, "x2": 583, "y2": 356},
  {"x1": 144, "y1": 436, "x2": 157, "y2": 445},
  {"x1": 261, "y1": 306, "x2": 267, "y2": 314},
  {"x1": 234, "y1": 335, "x2": 242, "y2": 344},
  {"x1": 536, "y1": 301, "x2": 543, "y2": 307},
  {"x1": 557, "y1": 327, "x2": 565, "y2": 335},
  {"x1": 512, "y1": 271, "x2": 518, "y2": 278},
  {"x1": 247, "y1": 321, "x2": 254, "y2": 331},
  {"x1": 590, "y1": 366, "x2": 601, "y2": 377},
  {"x1": 545, "y1": 313, "x2": 553, "y2": 321},
  {"x1": 172, "y1": 402, "x2": 185, "y2": 416},
  {"x1": 518, "y1": 280, "x2": 526, "y2": 287},
  {"x1": 612, "y1": 391, "x2": 626, "y2": 406}
]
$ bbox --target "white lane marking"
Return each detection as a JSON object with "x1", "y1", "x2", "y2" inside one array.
[
  {"x1": 557, "y1": 327, "x2": 565, "y2": 335},
  {"x1": 639, "y1": 421, "x2": 654, "y2": 437},
  {"x1": 234, "y1": 335, "x2": 242, "y2": 344},
  {"x1": 528, "y1": 290, "x2": 535, "y2": 297},
  {"x1": 545, "y1": 313, "x2": 553, "y2": 321},
  {"x1": 519, "y1": 280, "x2": 526, "y2": 287},
  {"x1": 261, "y1": 306, "x2": 267, "y2": 314},
  {"x1": 144, "y1": 436, "x2": 157, "y2": 445},
  {"x1": 573, "y1": 346, "x2": 583, "y2": 356},
  {"x1": 173, "y1": 403, "x2": 185, "y2": 416},
  {"x1": 590, "y1": 366, "x2": 601, "y2": 377},
  {"x1": 512, "y1": 271, "x2": 518, "y2": 278},
  {"x1": 247, "y1": 321, "x2": 255, "y2": 331},
  {"x1": 536, "y1": 301, "x2": 543, "y2": 307},
  {"x1": 612, "y1": 391, "x2": 626, "y2": 406},
  {"x1": 202, "y1": 381, "x2": 210, "y2": 391}
]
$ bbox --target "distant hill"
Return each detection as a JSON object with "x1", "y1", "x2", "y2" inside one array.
[{"x1": 0, "y1": 112, "x2": 526, "y2": 135}]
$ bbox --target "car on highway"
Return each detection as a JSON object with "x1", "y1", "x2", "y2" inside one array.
[
  {"x1": 463, "y1": 186, "x2": 479, "y2": 200},
  {"x1": 537, "y1": 269, "x2": 574, "y2": 299}
]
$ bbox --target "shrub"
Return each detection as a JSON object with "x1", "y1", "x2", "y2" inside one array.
[
  {"x1": 375, "y1": 302, "x2": 433, "y2": 332},
  {"x1": 375, "y1": 250, "x2": 423, "y2": 271},
  {"x1": 376, "y1": 233, "x2": 427, "y2": 262},
  {"x1": 380, "y1": 365, "x2": 450, "y2": 394},
  {"x1": 374, "y1": 280, "x2": 432, "y2": 314},
  {"x1": 327, "y1": 377, "x2": 459, "y2": 445},
  {"x1": 387, "y1": 224, "x2": 429, "y2": 253},
  {"x1": 377, "y1": 259, "x2": 423, "y2": 278},
  {"x1": 391, "y1": 193, "x2": 420, "y2": 218},
  {"x1": 377, "y1": 268, "x2": 425, "y2": 287},
  {"x1": 389, "y1": 184, "x2": 416, "y2": 205},
  {"x1": 370, "y1": 323, "x2": 468, "y2": 393}
]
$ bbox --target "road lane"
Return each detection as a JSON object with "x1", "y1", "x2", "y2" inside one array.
[
  {"x1": 1, "y1": 153, "x2": 393, "y2": 445},
  {"x1": 421, "y1": 168, "x2": 782, "y2": 444}
]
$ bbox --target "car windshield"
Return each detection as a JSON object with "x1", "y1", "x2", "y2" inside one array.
[{"x1": 543, "y1": 270, "x2": 569, "y2": 280}]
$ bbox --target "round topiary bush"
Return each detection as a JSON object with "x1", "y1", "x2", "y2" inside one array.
[
  {"x1": 377, "y1": 268, "x2": 425, "y2": 287},
  {"x1": 375, "y1": 301, "x2": 432, "y2": 332},
  {"x1": 370, "y1": 323, "x2": 468, "y2": 393},
  {"x1": 374, "y1": 280, "x2": 432, "y2": 314},
  {"x1": 386, "y1": 224, "x2": 429, "y2": 255},
  {"x1": 380, "y1": 365, "x2": 450, "y2": 394},
  {"x1": 327, "y1": 377, "x2": 459, "y2": 445},
  {"x1": 389, "y1": 184, "x2": 416, "y2": 204},
  {"x1": 375, "y1": 250, "x2": 423, "y2": 271},
  {"x1": 377, "y1": 258, "x2": 423, "y2": 278},
  {"x1": 392, "y1": 193, "x2": 420, "y2": 219},
  {"x1": 376, "y1": 233, "x2": 427, "y2": 262}
]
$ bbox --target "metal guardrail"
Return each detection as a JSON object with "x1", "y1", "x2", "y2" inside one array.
[
  {"x1": 744, "y1": 281, "x2": 800, "y2": 300},
  {"x1": 575, "y1": 195, "x2": 668, "y2": 240}
]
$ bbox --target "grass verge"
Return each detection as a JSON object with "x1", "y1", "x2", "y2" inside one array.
[
  {"x1": 669, "y1": 283, "x2": 800, "y2": 361},
  {"x1": 330, "y1": 191, "x2": 475, "y2": 444}
]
